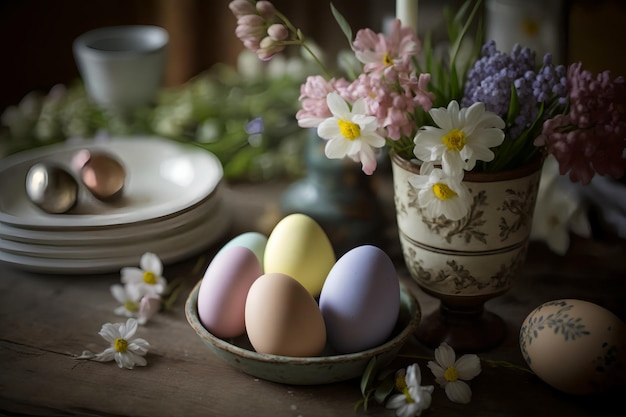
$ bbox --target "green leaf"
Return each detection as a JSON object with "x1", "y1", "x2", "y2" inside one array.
[
  {"x1": 449, "y1": 0, "x2": 483, "y2": 72},
  {"x1": 373, "y1": 373, "x2": 396, "y2": 404},
  {"x1": 506, "y1": 84, "x2": 520, "y2": 126},
  {"x1": 360, "y1": 357, "x2": 378, "y2": 397},
  {"x1": 330, "y1": 3, "x2": 353, "y2": 45}
]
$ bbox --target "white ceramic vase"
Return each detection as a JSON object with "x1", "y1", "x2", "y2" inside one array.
[{"x1": 391, "y1": 152, "x2": 542, "y2": 351}]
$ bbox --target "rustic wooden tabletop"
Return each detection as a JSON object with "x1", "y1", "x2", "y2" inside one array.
[{"x1": 1, "y1": 178, "x2": 624, "y2": 417}]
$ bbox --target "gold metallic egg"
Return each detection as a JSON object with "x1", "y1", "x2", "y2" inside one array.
[{"x1": 25, "y1": 163, "x2": 79, "y2": 214}]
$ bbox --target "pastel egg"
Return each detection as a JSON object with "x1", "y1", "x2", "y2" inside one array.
[
  {"x1": 245, "y1": 272, "x2": 327, "y2": 357},
  {"x1": 264, "y1": 213, "x2": 335, "y2": 297},
  {"x1": 519, "y1": 299, "x2": 626, "y2": 395},
  {"x1": 319, "y1": 245, "x2": 400, "y2": 354},
  {"x1": 216, "y1": 231, "x2": 268, "y2": 264},
  {"x1": 197, "y1": 246, "x2": 263, "y2": 339}
]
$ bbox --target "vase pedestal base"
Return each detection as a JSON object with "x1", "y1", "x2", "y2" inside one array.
[{"x1": 415, "y1": 303, "x2": 505, "y2": 353}]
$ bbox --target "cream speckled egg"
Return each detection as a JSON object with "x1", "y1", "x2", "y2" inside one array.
[{"x1": 519, "y1": 299, "x2": 626, "y2": 395}]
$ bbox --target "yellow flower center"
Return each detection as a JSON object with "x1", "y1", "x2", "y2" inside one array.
[
  {"x1": 442, "y1": 128, "x2": 467, "y2": 151},
  {"x1": 383, "y1": 53, "x2": 393, "y2": 66},
  {"x1": 143, "y1": 271, "x2": 157, "y2": 285},
  {"x1": 395, "y1": 374, "x2": 415, "y2": 404},
  {"x1": 432, "y1": 183, "x2": 457, "y2": 200},
  {"x1": 337, "y1": 119, "x2": 360, "y2": 140},
  {"x1": 114, "y1": 338, "x2": 129, "y2": 353},
  {"x1": 124, "y1": 300, "x2": 139, "y2": 312},
  {"x1": 444, "y1": 366, "x2": 459, "y2": 382}
]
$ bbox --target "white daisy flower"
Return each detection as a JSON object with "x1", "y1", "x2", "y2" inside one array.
[
  {"x1": 408, "y1": 163, "x2": 471, "y2": 220},
  {"x1": 317, "y1": 92, "x2": 385, "y2": 175},
  {"x1": 110, "y1": 284, "x2": 140, "y2": 318},
  {"x1": 121, "y1": 252, "x2": 167, "y2": 299},
  {"x1": 75, "y1": 318, "x2": 150, "y2": 369},
  {"x1": 427, "y1": 342, "x2": 481, "y2": 404},
  {"x1": 386, "y1": 363, "x2": 434, "y2": 417},
  {"x1": 413, "y1": 101, "x2": 505, "y2": 178}
]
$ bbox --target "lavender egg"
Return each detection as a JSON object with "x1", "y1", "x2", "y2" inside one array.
[{"x1": 319, "y1": 245, "x2": 400, "y2": 354}]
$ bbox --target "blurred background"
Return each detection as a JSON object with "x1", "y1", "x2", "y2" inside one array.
[{"x1": 1, "y1": 0, "x2": 624, "y2": 113}]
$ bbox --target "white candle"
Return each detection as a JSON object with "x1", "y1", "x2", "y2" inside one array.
[{"x1": 396, "y1": 0, "x2": 419, "y2": 35}]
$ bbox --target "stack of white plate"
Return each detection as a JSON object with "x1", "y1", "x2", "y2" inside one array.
[{"x1": 0, "y1": 136, "x2": 231, "y2": 274}]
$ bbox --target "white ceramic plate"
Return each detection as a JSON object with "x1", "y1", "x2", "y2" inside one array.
[
  {"x1": 0, "y1": 187, "x2": 223, "y2": 246},
  {"x1": 0, "y1": 200, "x2": 232, "y2": 273},
  {"x1": 0, "y1": 197, "x2": 224, "y2": 258},
  {"x1": 0, "y1": 136, "x2": 223, "y2": 229}
]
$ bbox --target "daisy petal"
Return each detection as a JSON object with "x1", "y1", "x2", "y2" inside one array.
[
  {"x1": 444, "y1": 380, "x2": 473, "y2": 404},
  {"x1": 434, "y1": 342, "x2": 456, "y2": 368},
  {"x1": 455, "y1": 354, "x2": 482, "y2": 380}
]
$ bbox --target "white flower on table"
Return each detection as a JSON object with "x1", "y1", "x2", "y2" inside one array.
[
  {"x1": 121, "y1": 252, "x2": 167, "y2": 299},
  {"x1": 110, "y1": 284, "x2": 162, "y2": 325},
  {"x1": 427, "y1": 342, "x2": 481, "y2": 404},
  {"x1": 408, "y1": 163, "x2": 471, "y2": 221},
  {"x1": 96, "y1": 318, "x2": 149, "y2": 369},
  {"x1": 76, "y1": 318, "x2": 150, "y2": 370},
  {"x1": 110, "y1": 284, "x2": 140, "y2": 317},
  {"x1": 386, "y1": 363, "x2": 434, "y2": 417},
  {"x1": 413, "y1": 100, "x2": 505, "y2": 179},
  {"x1": 317, "y1": 92, "x2": 386, "y2": 175}
]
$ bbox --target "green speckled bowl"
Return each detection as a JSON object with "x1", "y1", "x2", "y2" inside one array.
[{"x1": 185, "y1": 280, "x2": 420, "y2": 385}]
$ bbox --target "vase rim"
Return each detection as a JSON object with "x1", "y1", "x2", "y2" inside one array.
[{"x1": 390, "y1": 151, "x2": 543, "y2": 182}]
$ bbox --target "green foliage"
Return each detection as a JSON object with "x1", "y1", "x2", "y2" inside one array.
[
  {"x1": 355, "y1": 357, "x2": 397, "y2": 412},
  {"x1": 331, "y1": 2, "x2": 353, "y2": 46},
  {"x1": 1, "y1": 55, "x2": 314, "y2": 181}
]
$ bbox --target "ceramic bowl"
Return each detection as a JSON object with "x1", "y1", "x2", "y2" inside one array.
[{"x1": 185, "y1": 280, "x2": 420, "y2": 385}]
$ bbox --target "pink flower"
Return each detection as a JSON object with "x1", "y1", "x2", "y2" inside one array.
[
  {"x1": 352, "y1": 19, "x2": 420, "y2": 77},
  {"x1": 296, "y1": 75, "x2": 351, "y2": 128},
  {"x1": 538, "y1": 63, "x2": 626, "y2": 184},
  {"x1": 345, "y1": 71, "x2": 434, "y2": 141}
]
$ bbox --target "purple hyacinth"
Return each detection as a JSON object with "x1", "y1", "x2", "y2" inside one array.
[{"x1": 462, "y1": 41, "x2": 567, "y2": 139}]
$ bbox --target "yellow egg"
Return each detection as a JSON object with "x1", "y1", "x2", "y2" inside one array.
[
  {"x1": 519, "y1": 299, "x2": 626, "y2": 395},
  {"x1": 245, "y1": 273, "x2": 327, "y2": 357},
  {"x1": 264, "y1": 213, "x2": 335, "y2": 297}
]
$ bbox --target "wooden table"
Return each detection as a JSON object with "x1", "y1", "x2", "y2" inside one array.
[{"x1": 1, "y1": 178, "x2": 624, "y2": 417}]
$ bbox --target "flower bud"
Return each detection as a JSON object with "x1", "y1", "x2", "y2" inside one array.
[
  {"x1": 237, "y1": 14, "x2": 264, "y2": 27},
  {"x1": 228, "y1": 0, "x2": 256, "y2": 18},
  {"x1": 267, "y1": 23, "x2": 288, "y2": 41},
  {"x1": 256, "y1": 1, "x2": 276, "y2": 19}
]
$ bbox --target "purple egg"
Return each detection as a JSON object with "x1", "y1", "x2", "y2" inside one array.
[{"x1": 319, "y1": 245, "x2": 400, "y2": 354}]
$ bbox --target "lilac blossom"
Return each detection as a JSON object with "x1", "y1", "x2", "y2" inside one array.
[{"x1": 536, "y1": 63, "x2": 626, "y2": 184}]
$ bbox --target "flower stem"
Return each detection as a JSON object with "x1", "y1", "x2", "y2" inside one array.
[{"x1": 274, "y1": 9, "x2": 332, "y2": 79}]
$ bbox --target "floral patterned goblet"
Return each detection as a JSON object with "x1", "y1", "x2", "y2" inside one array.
[{"x1": 391, "y1": 152, "x2": 542, "y2": 352}]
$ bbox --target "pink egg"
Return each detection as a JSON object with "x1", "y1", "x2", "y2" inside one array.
[{"x1": 197, "y1": 246, "x2": 263, "y2": 338}]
